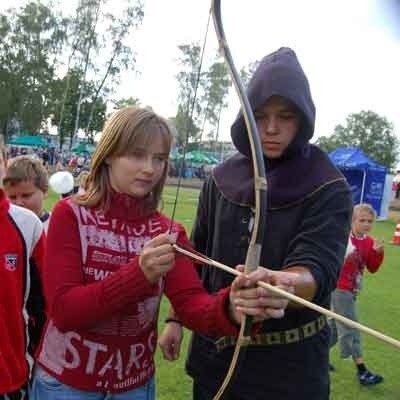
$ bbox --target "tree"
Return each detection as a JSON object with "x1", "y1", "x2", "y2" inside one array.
[
  {"x1": 84, "y1": 0, "x2": 144, "y2": 137},
  {"x1": 239, "y1": 60, "x2": 260, "y2": 89},
  {"x1": 317, "y1": 110, "x2": 399, "y2": 170},
  {"x1": 112, "y1": 97, "x2": 141, "y2": 110},
  {"x1": 0, "y1": 2, "x2": 68, "y2": 136},
  {"x1": 174, "y1": 43, "x2": 204, "y2": 144},
  {"x1": 48, "y1": 68, "x2": 107, "y2": 146},
  {"x1": 201, "y1": 58, "x2": 231, "y2": 146},
  {"x1": 71, "y1": 0, "x2": 102, "y2": 139},
  {"x1": 40, "y1": 0, "x2": 143, "y2": 146},
  {"x1": 0, "y1": 1, "x2": 142, "y2": 146},
  {"x1": 170, "y1": 104, "x2": 200, "y2": 148}
]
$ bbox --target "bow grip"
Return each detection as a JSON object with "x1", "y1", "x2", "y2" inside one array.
[{"x1": 244, "y1": 243, "x2": 262, "y2": 274}]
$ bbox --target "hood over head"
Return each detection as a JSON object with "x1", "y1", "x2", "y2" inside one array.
[
  {"x1": 213, "y1": 48, "x2": 345, "y2": 208},
  {"x1": 231, "y1": 47, "x2": 315, "y2": 158}
]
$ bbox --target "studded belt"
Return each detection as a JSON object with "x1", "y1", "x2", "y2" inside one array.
[{"x1": 215, "y1": 316, "x2": 326, "y2": 352}]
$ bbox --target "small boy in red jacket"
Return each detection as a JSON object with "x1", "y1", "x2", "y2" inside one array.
[
  {"x1": 0, "y1": 137, "x2": 46, "y2": 399},
  {"x1": 330, "y1": 203, "x2": 384, "y2": 385}
]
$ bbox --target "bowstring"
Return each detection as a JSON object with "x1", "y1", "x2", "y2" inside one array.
[{"x1": 168, "y1": 10, "x2": 212, "y2": 233}]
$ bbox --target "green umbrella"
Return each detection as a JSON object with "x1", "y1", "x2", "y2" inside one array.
[
  {"x1": 205, "y1": 154, "x2": 219, "y2": 164},
  {"x1": 170, "y1": 150, "x2": 219, "y2": 164},
  {"x1": 72, "y1": 143, "x2": 96, "y2": 154},
  {"x1": 8, "y1": 135, "x2": 48, "y2": 147},
  {"x1": 185, "y1": 151, "x2": 216, "y2": 164}
]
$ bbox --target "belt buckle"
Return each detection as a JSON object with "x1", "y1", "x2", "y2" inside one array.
[
  {"x1": 302, "y1": 320, "x2": 317, "y2": 338},
  {"x1": 284, "y1": 328, "x2": 301, "y2": 343},
  {"x1": 239, "y1": 336, "x2": 252, "y2": 347},
  {"x1": 266, "y1": 332, "x2": 282, "y2": 345}
]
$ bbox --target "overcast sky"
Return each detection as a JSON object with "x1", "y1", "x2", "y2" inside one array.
[{"x1": 1, "y1": 0, "x2": 400, "y2": 143}]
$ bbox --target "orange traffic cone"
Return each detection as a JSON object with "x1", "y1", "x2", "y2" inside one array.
[{"x1": 390, "y1": 222, "x2": 400, "y2": 245}]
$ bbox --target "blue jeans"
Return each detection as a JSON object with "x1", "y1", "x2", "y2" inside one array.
[
  {"x1": 330, "y1": 289, "x2": 362, "y2": 359},
  {"x1": 30, "y1": 367, "x2": 155, "y2": 400}
]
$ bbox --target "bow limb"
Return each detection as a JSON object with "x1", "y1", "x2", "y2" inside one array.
[{"x1": 210, "y1": 1, "x2": 268, "y2": 399}]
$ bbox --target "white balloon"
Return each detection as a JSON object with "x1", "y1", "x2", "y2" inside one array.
[{"x1": 49, "y1": 171, "x2": 74, "y2": 195}]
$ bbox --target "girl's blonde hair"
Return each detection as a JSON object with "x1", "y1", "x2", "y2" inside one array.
[
  {"x1": 74, "y1": 107, "x2": 173, "y2": 211},
  {"x1": 353, "y1": 203, "x2": 376, "y2": 220}
]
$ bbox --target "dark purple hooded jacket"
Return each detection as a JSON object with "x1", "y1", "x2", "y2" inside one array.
[
  {"x1": 214, "y1": 47, "x2": 344, "y2": 208},
  {"x1": 185, "y1": 48, "x2": 353, "y2": 400}
]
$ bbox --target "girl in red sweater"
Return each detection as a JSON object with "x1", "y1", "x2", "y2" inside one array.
[
  {"x1": 330, "y1": 203, "x2": 384, "y2": 386},
  {"x1": 30, "y1": 107, "x2": 292, "y2": 400}
]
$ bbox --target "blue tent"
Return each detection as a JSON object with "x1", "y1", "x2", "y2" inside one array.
[{"x1": 329, "y1": 147, "x2": 387, "y2": 216}]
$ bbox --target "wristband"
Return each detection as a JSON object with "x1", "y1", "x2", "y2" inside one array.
[{"x1": 164, "y1": 318, "x2": 182, "y2": 325}]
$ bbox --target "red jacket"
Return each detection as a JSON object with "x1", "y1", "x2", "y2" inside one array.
[
  {"x1": 37, "y1": 194, "x2": 238, "y2": 393},
  {"x1": 0, "y1": 189, "x2": 45, "y2": 394},
  {"x1": 337, "y1": 233, "x2": 384, "y2": 293}
]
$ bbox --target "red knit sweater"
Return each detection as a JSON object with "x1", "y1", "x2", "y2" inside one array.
[
  {"x1": 336, "y1": 233, "x2": 384, "y2": 293},
  {"x1": 37, "y1": 194, "x2": 238, "y2": 393}
]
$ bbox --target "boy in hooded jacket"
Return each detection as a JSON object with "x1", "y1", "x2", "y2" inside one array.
[{"x1": 159, "y1": 47, "x2": 353, "y2": 400}]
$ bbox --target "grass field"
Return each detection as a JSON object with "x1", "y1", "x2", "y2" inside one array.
[{"x1": 44, "y1": 187, "x2": 400, "y2": 399}]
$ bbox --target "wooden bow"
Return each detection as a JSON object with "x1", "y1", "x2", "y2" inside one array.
[{"x1": 209, "y1": 1, "x2": 268, "y2": 398}]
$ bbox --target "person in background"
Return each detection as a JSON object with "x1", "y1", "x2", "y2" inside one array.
[
  {"x1": 3, "y1": 155, "x2": 50, "y2": 232},
  {"x1": 55, "y1": 156, "x2": 64, "y2": 171},
  {"x1": 159, "y1": 47, "x2": 353, "y2": 400},
  {"x1": 330, "y1": 203, "x2": 384, "y2": 385},
  {"x1": 76, "y1": 170, "x2": 89, "y2": 194},
  {"x1": 41, "y1": 149, "x2": 49, "y2": 169},
  {"x1": 0, "y1": 136, "x2": 46, "y2": 400},
  {"x1": 392, "y1": 170, "x2": 400, "y2": 199}
]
